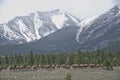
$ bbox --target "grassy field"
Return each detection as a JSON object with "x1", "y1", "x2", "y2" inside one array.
[{"x1": 0, "y1": 67, "x2": 120, "y2": 80}]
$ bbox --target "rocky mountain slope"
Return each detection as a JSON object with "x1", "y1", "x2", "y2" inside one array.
[
  {"x1": 0, "y1": 5, "x2": 120, "y2": 54},
  {"x1": 0, "y1": 26, "x2": 79, "y2": 54},
  {"x1": 76, "y1": 5, "x2": 120, "y2": 50},
  {"x1": 0, "y1": 9, "x2": 80, "y2": 46}
]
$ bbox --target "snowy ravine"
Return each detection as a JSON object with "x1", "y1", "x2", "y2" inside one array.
[
  {"x1": 76, "y1": 16, "x2": 97, "y2": 43},
  {"x1": 75, "y1": 4, "x2": 120, "y2": 50},
  {"x1": 0, "y1": 9, "x2": 80, "y2": 46}
]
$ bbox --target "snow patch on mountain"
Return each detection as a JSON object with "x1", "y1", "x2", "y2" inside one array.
[
  {"x1": 3, "y1": 24, "x2": 20, "y2": 41},
  {"x1": 33, "y1": 12, "x2": 42, "y2": 39},
  {"x1": 51, "y1": 13, "x2": 68, "y2": 29},
  {"x1": 80, "y1": 16, "x2": 97, "y2": 27},
  {"x1": 76, "y1": 16, "x2": 97, "y2": 43},
  {"x1": 16, "y1": 20, "x2": 33, "y2": 42}
]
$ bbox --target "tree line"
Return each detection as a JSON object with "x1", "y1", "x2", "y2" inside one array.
[{"x1": 0, "y1": 50, "x2": 120, "y2": 67}]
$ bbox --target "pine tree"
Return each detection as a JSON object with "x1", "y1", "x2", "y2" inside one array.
[
  {"x1": 40, "y1": 54, "x2": 45, "y2": 65},
  {"x1": 27, "y1": 51, "x2": 34, "y2": 65},
  {"x1": 45, "y1": 54, "x2": 51, "y2": 65},
  {"x1": 74, "y1": 50, "x2": 82, "y2": 64},
  {"x1": 4, "y1": 55, "x2": 9, "y2": 65},
  {"x1": 34, "y1": 54, "x2": 40, "y2": 65},
  {"x1": 0, "y1": 56, "x2": 2, "y2": 65}
]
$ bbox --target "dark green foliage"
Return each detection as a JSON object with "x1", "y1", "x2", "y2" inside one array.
[
  {"x1": 0, "y1": 56, "x2": 2, "y2": 65},
  {"x1": 74, "y1": 50, "x2": 83, "y2": 64},
  {"x1": 13, "y1": 54, "x2": 21, "y2": 65},
  {"x1": 54, "y1": 53, "x2": 66, "y2": 65},
  {"x1": 0, "y1": 50, "x2": 120, "y2": 67},
  {"x1": 34, "y1": 54, "x2": 40, "y2": 65},
  {"x1": 27, "y1": 51, "x2": 34, "y2": 65},
  {"x1": 40, "y1": 54, "x2": 45, "y2": 65},
  {"x1": 4, "y1": 55, "x2": 9, "y2": 64}
]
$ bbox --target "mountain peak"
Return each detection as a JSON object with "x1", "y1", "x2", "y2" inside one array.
[
  {"x1": 109, "y1": 5, "x2": 119, "y2": 12},
  {"x1": 0, "y1": 9, "x2": 80, "y2": 46},
  {"x1": 49, "y1": 9, "x2": 66, "y2": 15},
  {"x1": 101, "y1": 5, "x2": 120, "y2": 17},
  {"x1": 53, "y1": 9, "x2": 64, "y2": 12},
  {"x1": 116, "y1": 4, "x2": 120, "y2": 9}
]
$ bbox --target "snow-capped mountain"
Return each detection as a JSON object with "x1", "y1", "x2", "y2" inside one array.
[
  {"x1": 0, "y1": 9, "x2": 80, "y2": 46},
  {"x1": 76, "y1": 4, "x2": 120, "y2": 50},
  {"x1": 1, "y1": 5, "x2": 120, "y2": 54}
]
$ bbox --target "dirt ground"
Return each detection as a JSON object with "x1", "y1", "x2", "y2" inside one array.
[{"x1": 0, "y1": 67, "x2": 120, "y2": 80}]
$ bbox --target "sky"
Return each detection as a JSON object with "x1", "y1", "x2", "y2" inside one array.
[
  {"x1": 113, "y1": 0, "x2": 120, "y2": 4},
  {"x1": 0, "y1": 0, "x2": 119, "y2": 24}
]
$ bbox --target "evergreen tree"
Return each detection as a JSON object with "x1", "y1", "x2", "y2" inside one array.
[
  {"x1": 45, "y1": 54, "x2": 51, "y2": 64},
  {"x1": 74, "y1": 50, "x2": 82, "y2": 64},
  {"x1": 4, "y1": 55, "x2": 9, "y2": 64},
  {"x1": 50, "y1": 54, "x2": 56, "y2": 64},
  {"x1": 34, "y1": 54, "x2": 40, "y2": 65},
  {"x1": 66, "y1": 53, "x2": 75, "y2": 65},
  {"x1": 27, "y1": 51, "x2": 34, "y2": 65},
  {"x1": 40, "y1": 54, "x2": 45, "y2": 65},
  {"x1": 0, "y1": 56, "x2": 2, "y2": 65},
  {"x1": 14, "y1": 54, "x2": 21, "y2": 65},
  {"x1": 9, "y1": 55, "x2": 14, "y2": 65}
]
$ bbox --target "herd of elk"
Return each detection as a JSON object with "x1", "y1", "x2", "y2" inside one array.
[{"x1": 0, "y1": 64, "x2": 103, "y2": 72}]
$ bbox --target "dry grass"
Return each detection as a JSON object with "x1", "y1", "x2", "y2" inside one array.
[{"x1": 0, "y1": 67, "x2": 120, "y2": 80}]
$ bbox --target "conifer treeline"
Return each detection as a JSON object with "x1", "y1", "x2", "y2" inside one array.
[{"x1": 0, "y1": 50, "x2": 120, "y2": 66}]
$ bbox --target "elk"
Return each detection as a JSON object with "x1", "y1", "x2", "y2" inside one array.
[
  {"x1": 89, "y1": 64, "x2": 96, "y2": 68},
  {"x1": 31, "y1": 65, "x2": 38, "y2": 71},
  {"x1": 71, "y1": 64, "x2": 79, "y2": 69},
  {"x1": 7, "y1": 65, "x2": 16, "y2": 71},
  {"x1": 0, "y1": 66, "x2": 2, "y2": 72}
]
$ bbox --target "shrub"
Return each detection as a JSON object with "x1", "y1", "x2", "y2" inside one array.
[
  {"x1": 103, "y1": 59, "x2": 113, "y2": 70},
  {"x1": 64, "y1": 73, "x2": 72, "y2": 80}
]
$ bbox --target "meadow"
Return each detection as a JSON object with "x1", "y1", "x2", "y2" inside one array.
[{"x1": 0, "y1": 67, "x2": 120, "y2": 80}]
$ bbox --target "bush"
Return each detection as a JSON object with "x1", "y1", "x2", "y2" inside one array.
[
  {"x1": 103, "y1": 59, "x2": 113, "y2": 70},
  {"x1": 64, "y1": 73, "x2": 72, "y2": 80}
]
